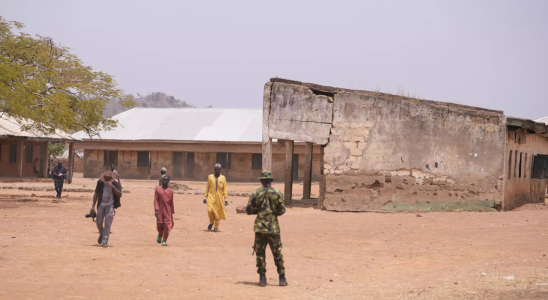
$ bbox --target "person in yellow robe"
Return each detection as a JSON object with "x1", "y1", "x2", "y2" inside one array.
[{"x1": 203, "y1": 163, "x2": 228, "y2": 232}]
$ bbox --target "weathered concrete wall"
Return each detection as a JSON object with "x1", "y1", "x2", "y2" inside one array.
[
  {"x1": 503, "y1": 128, "x2": 548, "y2": 210},
  {"x1": 82, "y1": 148, "x2": 321, "y2": 182},
  {"x1": 0, "y1": 139, "x2": 45, "y2": 178},
  {"x1": 267, "y1": 80, "x2": 507, "y2": 211},
  {"x1": 321, "y1": 92, "x2": 506, "y2": 211},
  {"x1": 269, "y1": 83, "x2": 333, "y2": 144}
]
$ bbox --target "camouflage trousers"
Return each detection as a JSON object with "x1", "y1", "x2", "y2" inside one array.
[{"x1": 254, "y1": 232, "x2": 285, "y2": 275}]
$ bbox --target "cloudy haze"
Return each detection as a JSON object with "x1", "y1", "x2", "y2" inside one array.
[{"x1": 2, "y1": 0, "x2": 547, "y2": 119}]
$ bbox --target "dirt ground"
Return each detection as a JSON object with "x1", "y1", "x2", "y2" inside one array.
[{"x1": 1, "y1": 175, "x2": 548, "y2": 299}]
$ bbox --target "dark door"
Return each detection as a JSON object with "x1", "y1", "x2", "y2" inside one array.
[
  {"x1": 173, "y1": 152, "x2": 183, "y2": 178},
  {"x1": 293, "y1": 154, "x2": 299, "y2": 181},
  {"x1": 185, "y1": 152, "x2": 195, "y2": 178}
]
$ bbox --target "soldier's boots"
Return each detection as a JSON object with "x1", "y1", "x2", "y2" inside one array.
[
  {"x1": 259, "y1": 273, "x2": 267, "y2": 287},
  {"x1": 279, "y1": 275, "x2": 288, "y2": 286}
]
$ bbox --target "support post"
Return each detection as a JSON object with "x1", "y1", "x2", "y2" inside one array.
[
  {"x1": 303, "y1": 142, "x2": 313, "y2": 199},
  {"x1": 43, "y1": 142, "x2": 49, "y2": 178},
  {"x1": 147, "y1": 151, "x2": 152, "y2": 180},
  {"x1": 284, "y1": 140, "x2": 294, "y2": 204},
  {"x1": 17, "y1": 139, "x2": 24, "y2": 180},
  {"x1": 318, "y1": 145, "x2": 326, "y2": 208},
  {"x1": 262, "y1": 82, "x2": 273, "y2": 171},
  {"x1": 67, "y1": 143, "x2": 74, "y2": 183}
]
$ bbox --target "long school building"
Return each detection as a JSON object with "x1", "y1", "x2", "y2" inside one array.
[{"x1": 73, "y1": 108, "x2": 322, "y2": 182}]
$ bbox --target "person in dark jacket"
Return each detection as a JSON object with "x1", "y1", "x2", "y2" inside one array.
[
  {"x1": 90, "y1": 171, "x2": 122, "y2": 247},
  {"x1": 51, "y1": 161, "x2": 66, "y2": 198}
]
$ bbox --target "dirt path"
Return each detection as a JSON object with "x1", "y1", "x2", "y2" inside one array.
[{"x1": 1, "y1": 177, "x2": 548, "y2": 299}]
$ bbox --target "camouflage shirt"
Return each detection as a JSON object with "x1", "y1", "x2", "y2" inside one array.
[{"x1": 246, "y1": 186, "x2": 286, "y2": 234}]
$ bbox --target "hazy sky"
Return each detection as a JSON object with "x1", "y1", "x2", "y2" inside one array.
[{"x1": 2, "y1": 0, "x2": 547, "y2": 119}]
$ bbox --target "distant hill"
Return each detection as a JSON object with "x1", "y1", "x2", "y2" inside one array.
[{"x1": 104, "y1": 92, "x2": 194, "y2": 117}]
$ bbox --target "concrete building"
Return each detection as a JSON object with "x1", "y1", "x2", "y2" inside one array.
[
  {"x1": 0, "y1": 115, "x2": 80, "y2": 182},
  {"x1": 261, "y1": 78, "x2": 548, "y2": 211},
  {"x1": 73, "y1": 108, "x2": 322, "y2": 182}
]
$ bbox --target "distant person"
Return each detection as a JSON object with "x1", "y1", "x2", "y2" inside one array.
[
  {"x1": 33, "y1": 158, "x2": 40, "y2": 178},
  {"x1": 51, "y1": 161, "x2": 66, "y2": 198},
  {"x1": 246, "y1": 171, "x2": 287, "y2": 287},
  {"x1": 203, "y1": 163, "x2": 228, "y2": 232},
  {"x1": 154, "y1": 175, "x2": 174, "y2": 246},
  {"x1": 110, "y1": 164, "x2": 115, "y2": 172},
  {"x1": 90, "y1": 171, "x2": 122, "y2": 247},
  {"x1": 159, "y1": 167, "x2": 167, "y2": 186}
]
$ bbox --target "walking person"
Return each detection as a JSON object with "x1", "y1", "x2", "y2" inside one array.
[
  {"x1": 159, "y1": 167, "x2": 167, "y2": 186},
  {"x1": 51, "y1": 161, "x2": 66, "y2": 198},
  {"x1": 246, "y1": 171, "x2": 287, "y2": 287},
  {"x1": 203, "y1": 163, "x2": 228, "y2": 232},
  {"x1": 154, "y1": 175, "x2": 174, "y2": 246},
  {"x1": 90, "y1": 171, "x2": 122, "y2": 247}
]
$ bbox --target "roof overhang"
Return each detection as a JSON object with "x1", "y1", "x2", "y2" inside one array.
[{"x1": 507, "y1": 117, "x2": 548, "y2": 137}]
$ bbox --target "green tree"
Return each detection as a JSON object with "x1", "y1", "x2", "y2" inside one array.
[
  {"x1": 49, "y1": 142, "x2": 65, "y2": 157},
  {"x1": 0, "y1": 16, "x2": 134, "y2": 137}
]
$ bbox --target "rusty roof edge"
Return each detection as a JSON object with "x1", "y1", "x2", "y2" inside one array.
[
  {"x1": 0, "y1": 134, "x2": 81, "y2": 142},
  {"x1": 507, "y1": 117, "x2": 548, "y2": 135},
  {"x1": 270, "y1": 78, "x2": 505, "y2": 115}
]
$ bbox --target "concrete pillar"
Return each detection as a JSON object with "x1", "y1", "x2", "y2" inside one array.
[
  {"x1": 318, "y1": 145, "x2": 326, "y2": 209},
  {"x1": 67, "y1": 143, "x2": 74, "y2": 183},
  {"x1": 17, "y1": 139, "x2": 24, "y2": 180},
  {"x1": 284, "y1": 140, "x2": 294, "y2": 204},
  {"x1": 263, "y1": 138, "x2": 272, "y2": 172},
  {"x1": 262, "y1": 82, "x2": 273, "y2": 171},
  {"x1": 303, "y1": 142, "x2": 313, "y2": 199}
]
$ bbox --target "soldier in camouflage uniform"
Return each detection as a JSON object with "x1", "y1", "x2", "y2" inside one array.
[{"x1": 246, "y1": 171, "x2": 287, "y2": 287}]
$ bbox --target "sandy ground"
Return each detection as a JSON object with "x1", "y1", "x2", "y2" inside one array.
[{"x1": 1, "y1": 175, "x2": 548, "y2": 299}]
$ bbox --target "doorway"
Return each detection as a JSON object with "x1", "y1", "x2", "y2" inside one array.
[
  {"x1": 185, "y1": 152, "x2": 195, "y2": 178},
  {"x1": 293, "y1": 154, "x2": 299, "y2": 181},
  {"x1": 173, "y1": 152, "x2": 183, "y2": 178}
]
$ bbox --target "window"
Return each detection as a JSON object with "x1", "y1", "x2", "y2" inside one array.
[
  {"x1": 25, "y1": 145, "x2": 33, "y2": 163},
  {"x1": 252, "y1": 153, "x2": 262, "y2": 170},
  {"x1": 137, "y1": 151, "x2": 150, "y2": 167},
  {"x1": 524, "y1": 153, "x2": 528, "y2": 178},
  {"x1": 531, "y1": 155, "x2": 548, "y2": 179},
  {"x1": 216, "y1": 152, "x2": 231, "y2": 169},
  {"x1": 9, "y1": 144, "x2": 17, "y2": 163},
  {"x1": 103, "y1": 151, "x2": 119, "y2": 167},
  {"x1": 519, "y1": 152, "x2": 522, "y2": 178},
  {"x1": 508, "y1": 150, "x2": 512, "y2": 180},
  {"x1": 514, "y1": 150, "x2": 518, "y2": 177}
]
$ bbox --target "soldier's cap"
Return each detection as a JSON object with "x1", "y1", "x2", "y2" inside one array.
[{"x1": 258, "y1": 171, "x2": 274, "y2": 180}]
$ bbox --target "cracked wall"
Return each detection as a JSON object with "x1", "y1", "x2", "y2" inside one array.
[
  {"x1": 266, "y1": 79, "x2": 508, "y2": 211},
  {"x1": 321, "y1": 91, "x2": 506, "y2": 211}
]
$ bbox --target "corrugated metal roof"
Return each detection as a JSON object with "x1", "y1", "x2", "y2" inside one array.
[
  {"x1": 0, "y1": 115, "x2": 80, "y2": 142},
  {"x1": 536, "y1": 116, "x2": 548, "y2": 125},
  {"x1": 73, "y1": 108, "x2": 263, "y2": 142}
]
